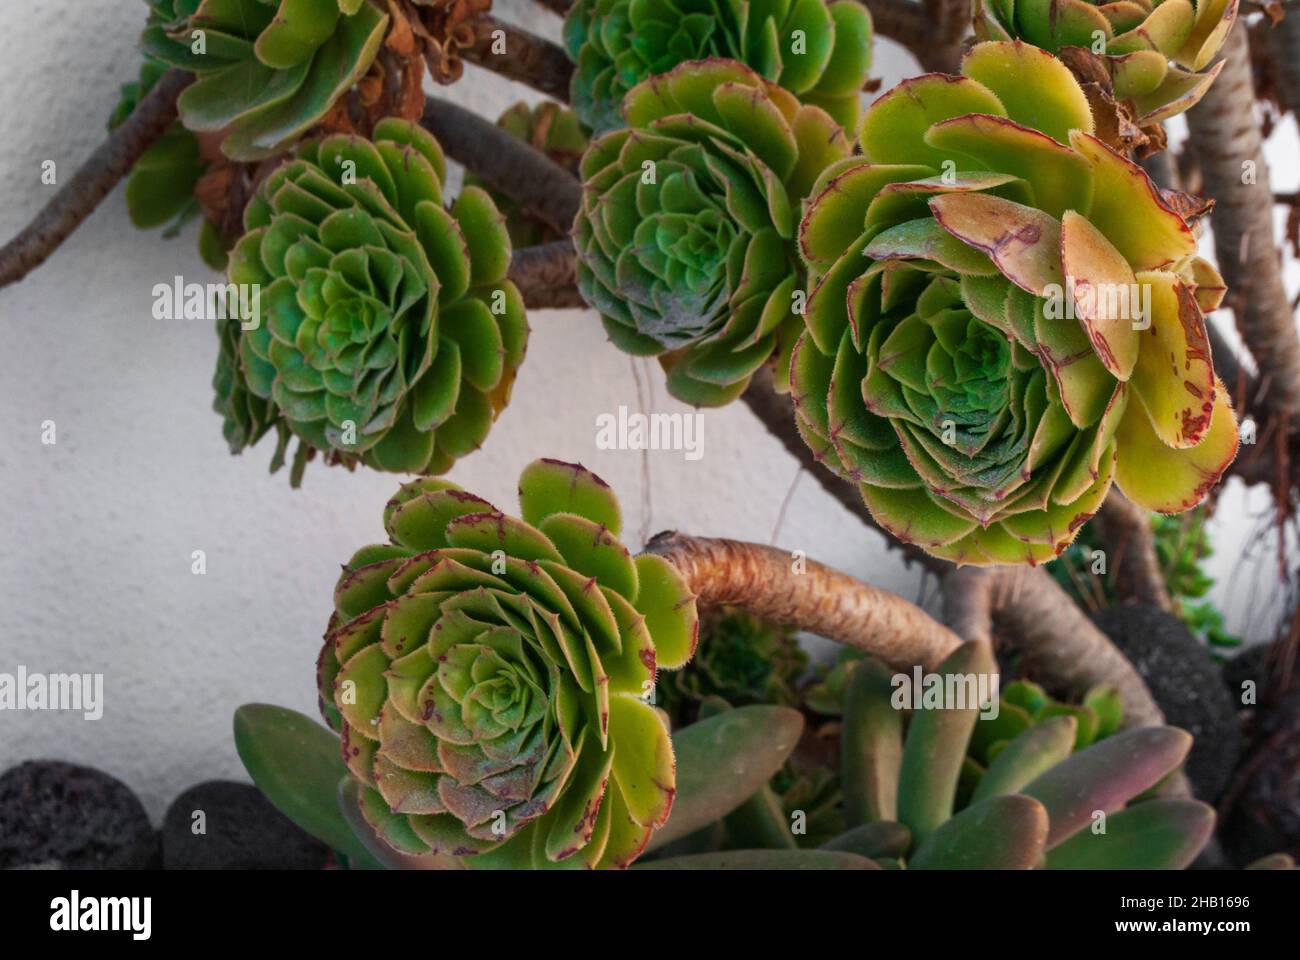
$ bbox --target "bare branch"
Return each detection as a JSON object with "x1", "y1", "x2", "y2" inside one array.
[
  {"x1": 643, "y1": 531, "x2": 963, "y2": 671},
  {"x1": 0, "y1": 69, "x2": 191, "y2": 290},
  {"x1": 421, "y1": 95, "x2": 581, "y2": 235},
  {"x1": 1093, "y1": 491, "x2": 1174, "y2": 611},
  {"x1": 508, "y1": 241, "x2": 583, "y2": 308},
  {"x1": 942, "y1": 566, "x2": 1167, "y2": 728},
  {"x1": 533, "y1": 0, "x2": 575, "y2": 13},
  {"x1": 1265, "y1": 5, "x2": 1300, "y2": 112},
  {"x1": 859, "y1": 0, "x2": 968, "y2": 70},
  {"x1": 1187, "y1": 22, "x2": 1300, "y2": 415},
  {"x1": 461, "y1": 13, "x2": 574, "y2": 100}
]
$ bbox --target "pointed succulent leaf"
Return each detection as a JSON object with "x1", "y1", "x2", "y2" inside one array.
[
  {"x1": 841, "y1": 655, "x2": 904, "y2": 825},
  {"x1": 908, "y1": 794, "x2": 1049, "y2": 870},
  {"x1": 646, "y1": 705, "x2": 805, "y2": 851},
  {"x1": 1044, "y1": 798, "x2": 1214, "y2": 869}
]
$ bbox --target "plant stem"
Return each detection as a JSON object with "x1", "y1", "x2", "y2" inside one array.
[
  {"x1": 1093, "y1": 491, "x2": 1174, "y2": 611},
  {"x1": 942, "y1": 566, "x2": 1167, "y2": 728},
  {"x1": 0, "y1": 69, "x2": 191, "y2": 290},
  {"x1": 509, "y1": 241, "x2": 583, "y2": 307},
  {"x1": 421, "y1": 95, "x2": 581, "y2": 235},
  {"x1": 1186, "y1": 22, "x2": 1300, "y2": 418},
  {"x1": 533, "y1": 0, "x2": 574, "y2": 13},
  {"x1": 461, "y1": 13, "x2": 574, "y2": 100},
  {"x1": 643, "y1": 531, "x2": 963, "y2": 671}
]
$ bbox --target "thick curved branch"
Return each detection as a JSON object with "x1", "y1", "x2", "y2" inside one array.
[
  {"x1": 509, "y1": 241, "x2": 583, "y2": 307},
  {"x1": 1093, "y1": 491, "x2": 1174, "y2": 611},
  {"x1": 1186, "y1": 22, "x2": 1300, "y2": 416},
  {"x1": 533, "y1": 0, "x2": 574, "y2": 13},
  {"x1": 943, "y1": 566, "x2": 1166, "y2": 728},
  {"x1": 1265, "y1": 6, "x2": 1300, "y2": 113},
  {"x1": 644, "y1": 531, "x2": 962, "y2": 671},
  {"x1": 461, "y1": 14, "x2": 574, "y2": 100},
  {"x1": 0, "y1": 69, "x2": 191, "y2": 290},
  {"x1": 421, "y1": 95, "x2": 581, "y2": 235}
]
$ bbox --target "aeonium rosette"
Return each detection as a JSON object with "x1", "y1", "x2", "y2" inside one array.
[
  {"x1": 974, "y1": 0, "x2": 1238, "y2": 124},
  {"x1": 219, "y1": 118, "x2": 528, "y2": 479},
  {"x1": 573, "y1": 58, "x2": 853, "y2": 406},
  {"x1": 792, "y1": 41, "x2": 1238, "y2": 565},
  {"x1": 317, "y1": 459, "x2": 699, "y2": 868}
]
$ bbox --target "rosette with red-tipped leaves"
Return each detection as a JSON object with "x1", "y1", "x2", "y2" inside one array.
[
  {"x1": 316, "y1": 459, "x2": 699, "y2": 868},
  {"x1": 574, "y1": 58, "x2": 852, "y2": 406},
  {"x1": 974, "y1": 0, "x2": 1237, "y2": 124},
  {"x1": 792, "y1": 41, "x2": 1238, "y2": 565}
]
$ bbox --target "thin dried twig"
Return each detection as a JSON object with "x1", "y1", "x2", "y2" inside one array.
[
  {"x1": 0, "y1": 69, "x2": 192, "y2": 290},
  {"x1": 421, "y1": 95, "x2": 582, "y2": 234},
  {"x1": 643, "y1": 531, "x2": 963, "y2": 670}
]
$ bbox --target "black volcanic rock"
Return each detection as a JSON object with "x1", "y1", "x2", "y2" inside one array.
[
  {"x1": 162, "y1": 780, "x2": 329, "y2": 869},
  {"x1": 0, "y1": 760, "x2": 159, "y2": 869},
  {"x1": 1092, "y1": 605, "x2": 1243, "y2": 802}
]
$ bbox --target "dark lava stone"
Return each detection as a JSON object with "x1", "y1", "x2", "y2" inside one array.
[
  {"x1": 1092, "y1": 605, "x2": 1243, "y2": 802},
  {"x1": 0, "y1": 760, "x2": 160, "y2": 869},
  {"x1": 1220, "y1": 702, "x2": 1300, "y2": 865},
  {"x1": 1222, "y1": 644, "x2": 1270, "y2": 710},
  {"x1": 162, "y1": 780, "x2": 329, "y2": 869}
]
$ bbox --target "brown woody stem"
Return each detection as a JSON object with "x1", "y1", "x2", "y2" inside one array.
[
  {"x1": 509, "y1": 241, "x2": 583, "y2": 308},
  {"x1": 461, "y1": 14, "x2": 574, "y2": 101},
  {"x1": 533, "y1": 0, "x2": 575, "y2": 13},
  {"x1": 0, "y1": 69, "x2": 192, "y2": 290},
  {"x1": 644, "y1": 531, "x2": 963, "y2": 671},
  {"x1": 421, "y1": 95, "x2": 581, "y2": 235},
  {"x1": 942, "y1": 566, "x2": 1166, "y2": 728},
  {"x1": 1093, "y1": 490, "x2": 1174, "y2": 611},
  {"x1": 1186, "y1": 22, "x2": 1300, "y2": 416}
]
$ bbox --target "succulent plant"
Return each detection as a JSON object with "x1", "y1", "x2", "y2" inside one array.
[
  {"x1": 824, "y1": 643, "x2": 1212, "y2": 868},
  {"x1": 464, "y1": 102, "x2": 589, "y2": 247},
  {"x1": 111, "y1": 54, "x2": 235, "y2": 270},
  {"x1": 220, "y1": 118, "x2": 528, "y2": 479},
  {"x1": 314, "y1": 459, "x2": 699, "y2": 868},
  {"x1": 642, "y1": 642, "x2": 1210, "y2": 866},
  {"x1": 574, "y1": 58, "x2": 852, "y2": 406},
  {"x1": 564, "y1": 0, "x2": 874, "y2": 135},
  {"x1": 974, "y1": 0, "x2": 1238, "y2": 124},
  {"x1": 142, "y1": 0, "x2": 389, "y2": 160},
  {"x1": 793, "y1": 40, "x2": 1238, "y2": 565},
  {"x1": 656, "y1": 606, "x2": 806, "y2": 726}
]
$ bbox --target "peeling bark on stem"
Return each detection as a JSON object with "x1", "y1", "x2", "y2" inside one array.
[
  {"x1": 943, "y1": 566, "x2": 1166, "y2": 728},
  {"x1": 508, "y1": 241, "x2": 583, "y2": 308},
  {"x1": 1094, "y1": 491, "x2": 1174, "y2": 611},
  {"x1": 421, "y1": 95, "x2": 582, "y2": 235},
  {"x1": 1186, "y1": 22, "x2": 1300, "y2": 416},
  {"x1": 644, "y1": 531, "x2": 963, "y2": 671},
  {"x1": 461, "y1": 14, "x2": 574, "y2": 100},
  {"x1": 0, "y1": 69, "x2": 191, "y2": 290}
]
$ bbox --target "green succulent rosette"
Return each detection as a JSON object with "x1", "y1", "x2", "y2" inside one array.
[
  {"x1": 465, "y1": 102, "x2": 589, "y2": 248},
  {"x1": 793, "y1": 41, "x2": 1239, "y2": 565},
  {"x1": 974, "y1": 0, "x2": 1237, "y2": 124},
  {"x1": 574, "y1": 58, "x2": 852, "y2": 406},
  {"x1": 316, "y1": 459, "x2": 699, "y2": 868},
  {"x1": 657, "y1": 606, "x2": 806, "y2": 726},
  {"x1": 142, "y1": 0, "x2": 388, "y2": 160},
  {"x1": 564, "y1": 0, "x2": 874, "y2": 134},
  {"x1": 222, "y1": 118, "x2": 528, "y2": 477}
]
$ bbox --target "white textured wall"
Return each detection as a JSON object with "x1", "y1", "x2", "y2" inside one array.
[{"x1": 0, "y1": 1, "x2": 1292, "y2": 820}]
